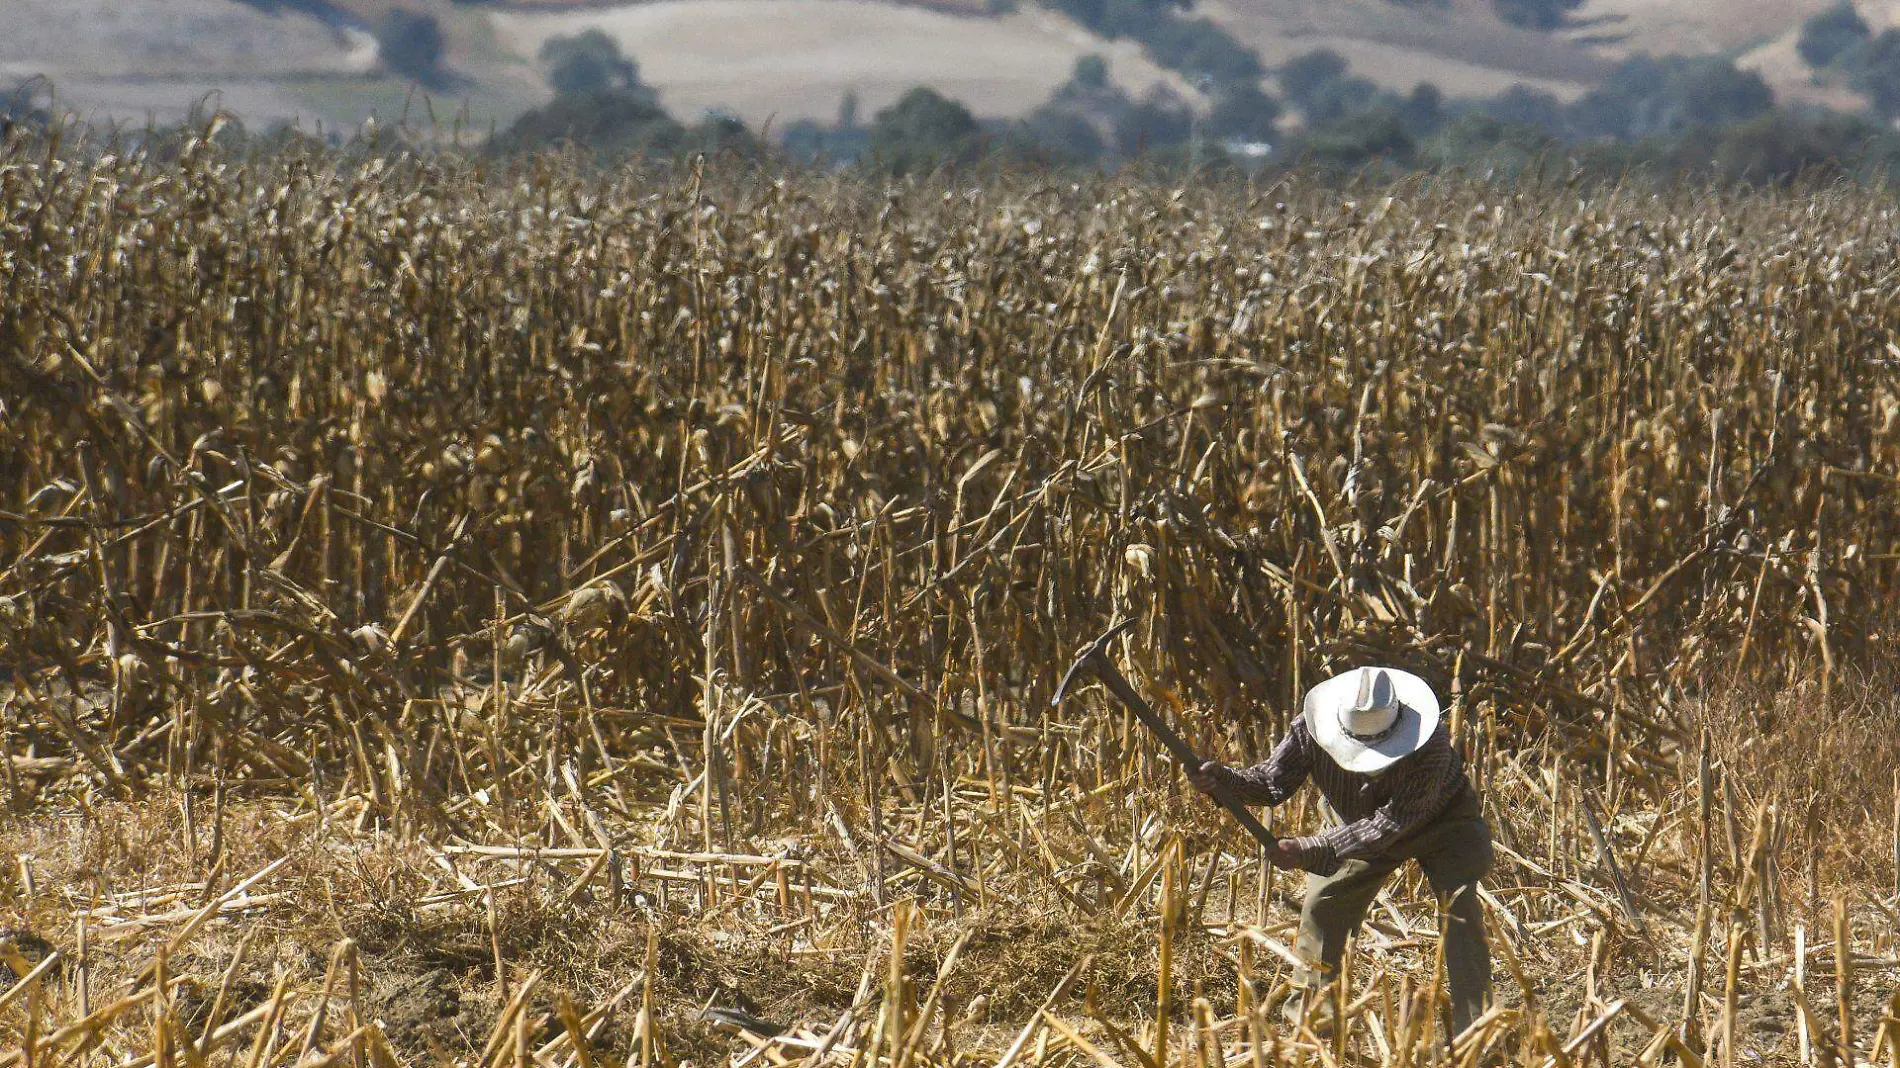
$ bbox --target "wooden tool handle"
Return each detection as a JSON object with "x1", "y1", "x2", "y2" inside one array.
[{"x1": 1079, "y1": 646, "x2": 1280, "y2": 852}]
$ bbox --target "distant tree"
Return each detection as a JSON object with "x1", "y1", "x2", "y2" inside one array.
[
  {"x1": 1305, "y1": 75, "x2": 1382, "y2": 125},
  {"x1": 1051, "y1": 55, "x2": 1129, "y2": 110},
  {"x1": 1111, "y1": 86, "x2": 1194, "y2": 156},
  {"x1": 1013, "y1": 106, "x2": 1108, "y2": 164},
  {"x1": 1669, "y1": 57, "x2": 1774, "y2": 127},
  {"x1": 1853, "y1": 29, "x2": 1900, "y2": 117},
  {"x1": 781, "y1": 118, "x2": 828, "y2": 163},
  {"x1": 1712, "y1": 110, "x2": 1887, "y2": 183},
  {"x1": 1401, "y1": 83, "x2": 1444, "y2": 136},
  {"x1": 1423, "y1": 113, "x2": 1559, "y2": 174},
  {"x1": 1, "y1": 79, "x2": 51, "y2": 136},
  {"x1": 1049, "y1": 0, "x2": 1183, "y2": 36},
  {"x1": 1798, "y1": 4, "x2": 1872, "y2": 70},
  {"x1": 838, "y1": 89, "x2": 861, "y2": 130},
  {"x1": 1018, "y1": 55, "x2": 1135, "y2": 162},
  {"x1": 540, "y1": 30, "x2": 647, "y2": 98},
  {"x1": 1280, "y1": 49, "x2": 1349, "y2": 109},
  {"x1": 783, "y1": 116, "x2": 869, "y2": 165},
  {"x1": 1299, "y1": 105, "x2": 1416, "y2": 168},
  {"x1": 1043, "y1": 0, "x2": 1108, "y2": 33},
  {"x1": 1492, "y1": 0, "x2": 1584, "y2": 32},
  {"x1": 1274, "y1": 49, "x2": 1386, "y2": 124},
  {"x1": 689, "y1": 113, "x2": 763, "y2": 158},
  {"x1": 1205, "y1": 82, "x2": 1281, "y2": 143},
  {"x1": 1038, "y1": 0, "x2": 1254, "y2": 91},
  {"x1": 867, "y1": 87, "x2": 985, "y2": 175},
  {"x1": 379, "y1": 9, "x2": 447, "y2": 84},
  {"x1": 1072, "y1": 54, "x2": 1111, "y2": 92},
  {"x1": 1141, "y1": 16, "x2": 1263, "y2": 88},
  {"x1": 490, "y1": 88, "x2": 685, "y2": 158},
  {"x1": 1570, "y1": 55, "x2": 1772, "y2": 140},
  {"x1": 1479, "y1": 84, "x2": 1568, "y2": 135},
  {"x1": 1567, "y1": 55, "x2": 1667, "y2": 139}
]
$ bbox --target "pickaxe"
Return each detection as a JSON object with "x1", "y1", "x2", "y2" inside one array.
[{"x1": 1053, "y1": 618, "x2": 1279, "y2": 852}]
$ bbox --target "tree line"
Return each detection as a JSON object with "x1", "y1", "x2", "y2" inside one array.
[
  {"x1": 481, "y1": 22, "x2": 1900, "y2": 186},
  {"x1": 13, "y1": 2, "x2": 1900, "y2": 186}
]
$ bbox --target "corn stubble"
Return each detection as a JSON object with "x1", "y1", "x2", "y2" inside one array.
[{"x1": 2, "y1": 135, "x2": 1899, "y2": 1068}]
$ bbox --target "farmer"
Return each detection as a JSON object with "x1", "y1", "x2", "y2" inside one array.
[{"x1": 1186, "y1": 666, "x2": 1492, "y2": 1036}]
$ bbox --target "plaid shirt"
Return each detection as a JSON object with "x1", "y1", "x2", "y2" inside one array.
[{"x1": 1225, "y1": 716, "x2": 1473, "y2": 875}]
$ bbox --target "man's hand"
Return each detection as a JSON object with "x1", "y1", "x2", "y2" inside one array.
[
  {"x1": 1266, "y1": 838, "x2": 1303, "y2": 869},
  {"x1": 1184, "y1": 760, "x2": 1233, "y2": 796},
  {"x1": 1186, "y1": 762, "x2": 1326, "y2": 870},
  {"x1": 1269, "y1": 836, "x2": 1338, "y2": 875}
]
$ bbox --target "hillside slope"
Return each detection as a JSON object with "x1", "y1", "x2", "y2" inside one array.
[
  {"x1": 489, "y1": 0, "x2": 1189, "y2": 125},
  {"x1": 1571, "y1": 0, "x2": 1841, "y2": 57},
  {"x1": 0, "y1": 0, "x2": 376, "y2": 125},
  {"x1": 472, "y1": 0, "x2": 1899, "y2": 125},
  {"x1": 0, "y1": 0, "x2": 1887, "y2": 132},
  {"x1": 1202, "y1": 0, "x2": 1603, "y2": 100},
  {"x1": 1199, "y1": 0, "x2": 1894, "y2": 108}
]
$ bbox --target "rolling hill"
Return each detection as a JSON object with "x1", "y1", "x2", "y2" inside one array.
[
  {"x1": 487, "y1": 0, "x2": 1191, "y2": 126},
  {"x1": 1, "y1": 0, "x2": 1891, "y2": 134}
]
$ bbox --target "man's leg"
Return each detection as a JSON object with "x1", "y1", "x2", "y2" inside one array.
[
  {"x1": 1293, "y1": 857, "x2": 1399, "y2": 1002},
  {"x1": 1413, "y1": 817, "x2": 1496, "y2": 1038}
]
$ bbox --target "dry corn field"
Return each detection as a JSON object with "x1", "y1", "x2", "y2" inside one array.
[{"x1": 3, "y1": 135, "x2": 1900, "y2": 1068}]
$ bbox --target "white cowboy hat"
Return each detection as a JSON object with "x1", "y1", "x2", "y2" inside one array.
[{"x1": 1302, "y1": 666, "x2": 1441, "y2": 774}]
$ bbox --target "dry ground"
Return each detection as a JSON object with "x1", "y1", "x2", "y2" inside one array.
[{"x1": 1, "y1": 674, "x2": 1896, "y2": 1067}]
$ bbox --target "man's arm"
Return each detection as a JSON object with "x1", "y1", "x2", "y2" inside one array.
[
  {"x1": 1291, "y1": 731, "x2": 1464, "y2": 875},
  {"x1": 1192, "y1": 719, "x2": 1314, "y2": 806}
]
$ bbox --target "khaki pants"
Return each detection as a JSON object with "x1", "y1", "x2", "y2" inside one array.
[{"x1": 1293, "y1": 793, "x2": 1494, "y2": 1037}]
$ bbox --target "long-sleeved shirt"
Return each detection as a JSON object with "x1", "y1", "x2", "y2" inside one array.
[{"x1": 1225, "y1": 716, "x2": 1473, "y2": 875}]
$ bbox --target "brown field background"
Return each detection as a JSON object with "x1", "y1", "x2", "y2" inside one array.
[{"x1": 2, "y1": 140, "x2": 1900, "y2": 1067}]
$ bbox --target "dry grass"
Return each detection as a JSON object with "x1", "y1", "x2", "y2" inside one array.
[{"x1": 2, "y1": 134, "x2": 1900, "y2": 1068}]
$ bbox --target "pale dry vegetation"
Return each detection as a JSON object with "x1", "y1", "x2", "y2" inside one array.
[{"x1": 2, "y1": 134, "x2": 1900, "y2": 1068}]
